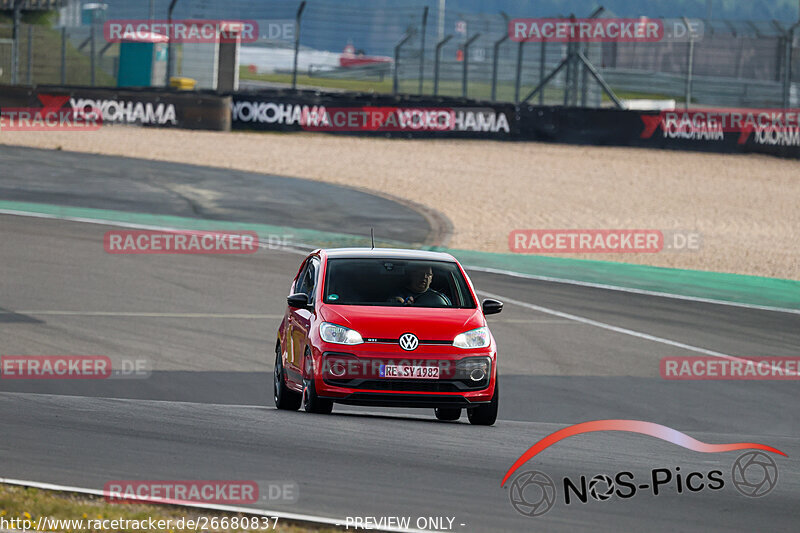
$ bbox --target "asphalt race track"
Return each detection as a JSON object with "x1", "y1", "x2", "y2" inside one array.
[
  {"x1": 1, "y1": 147, "x2": 798, "y2": 532},
  {"x1": 0, "y1": 145, "x2": 436, "y2": 245}
]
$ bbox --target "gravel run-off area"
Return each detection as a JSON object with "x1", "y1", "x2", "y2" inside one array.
[{"x1": 1, "y1": 127, "x2": 797, "y2": 280}]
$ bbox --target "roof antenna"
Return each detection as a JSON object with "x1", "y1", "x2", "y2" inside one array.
[{"x1": 370, "y1": 228, "x2": 375, "y2": 249}]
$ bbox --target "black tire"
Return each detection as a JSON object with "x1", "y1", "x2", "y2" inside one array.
[
  {"x1": 434, "y1": 407, "x2": 462, "y2": 421},
  {"x1": 302, "y1": 352, "x2": 334, "y2": 414},
  {"x1": 274, "y1": 343, "x2": 301, "y2": 411},
  {"x1": 467, "y1": 377, "x2": 498, "y2": 426}
]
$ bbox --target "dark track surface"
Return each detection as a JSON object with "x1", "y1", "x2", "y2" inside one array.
[
  {"x1": 0, "y1": 149, "x2": 797, "y2": 532},
  {"x1": 0, "y1": 145, "x2": 434, "y2": 244}
]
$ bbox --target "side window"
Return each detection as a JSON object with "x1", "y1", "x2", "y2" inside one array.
[
  {"x1": 298, "y1": 258, "x2": 319, "y2": 302},
  {"x1": 293, "y1": 260, "x2": 310, "y2": 294}
]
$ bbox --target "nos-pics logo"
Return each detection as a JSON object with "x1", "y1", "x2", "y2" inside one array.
[{"x1": 502, "y1": 420, "x2": 784, "y2": 517}]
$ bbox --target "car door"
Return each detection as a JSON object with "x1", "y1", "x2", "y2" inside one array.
[{"x1": 288, "y1": 256, "x2": 319, "y2": 380}]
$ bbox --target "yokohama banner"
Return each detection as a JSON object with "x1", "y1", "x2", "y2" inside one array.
[
  {"x1": 3, "y1": 84, "x2": 797, "y2": 157},
  {"x1": 517, "y1": 105, "x2": 800, "y2": 158},
  {"x1": 231, "y1": 90, "x2": 799, "y2": 156},
  {"x1": 230, "y1": 92, "x2": 515, "y2": 139},
  {"x1": 0, "y1": 85, "x2": 231, "y2": 131}
]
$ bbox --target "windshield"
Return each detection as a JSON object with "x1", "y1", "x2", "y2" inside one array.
[{"x1": 323, "y1": 258, "x2": 476, "y2": 308}]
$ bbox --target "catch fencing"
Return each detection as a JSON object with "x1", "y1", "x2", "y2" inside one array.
[{"x1": 1, "y1": 1, "x2": 798, "y2": 109}]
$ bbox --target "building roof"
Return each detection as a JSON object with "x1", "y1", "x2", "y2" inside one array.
[{"x1": 0, "y1": 0, "x2": 65, "y2": 10}]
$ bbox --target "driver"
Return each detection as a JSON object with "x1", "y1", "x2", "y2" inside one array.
[{"x1": 391, "y1": 264, "x2": 451, "y2": 306}]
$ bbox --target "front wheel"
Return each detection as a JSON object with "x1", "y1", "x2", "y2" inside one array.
[
  {"x1": 302, "y1": 352, "x2": 333, "y2": 414},
  {"x1": 274, "y1": 344, "x2": 301, "y2": 410},
  {"x1": 467, "y1": 378, "x2": 498, "y2": 426}
]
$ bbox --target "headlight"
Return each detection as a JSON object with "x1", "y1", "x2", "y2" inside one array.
[
  {"x1": 453, "y1": 326, "x2": 491, "y2": 349},
  {"x1": 319, "y1": 322, "x2": 364, "y2": 345}
]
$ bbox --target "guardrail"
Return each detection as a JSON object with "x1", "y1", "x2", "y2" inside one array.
[
  {"x1": 0, "y1": 0, "x2": 64, "y2": 9},
  {"x1": 227, "y1": 88, "x2": 800, "y2": 158},
  {"x1": 1, "y1": 84, "x2": 798, "y2": 159},
  {"x1": 0, "y1": 85, "x2": 232, "y2": 130},
  {"x1": 603, "y1": 69, "x2": 799, "y2": 108}
]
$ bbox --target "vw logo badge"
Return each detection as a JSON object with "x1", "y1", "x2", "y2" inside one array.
[{"x1": 399, "y1": 333, "x2": 419, "y2": 351}]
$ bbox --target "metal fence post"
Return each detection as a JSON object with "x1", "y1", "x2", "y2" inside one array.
[
  {"x1": 580, "y1": 8, "x2": 603, "y2": 107},
  {"x1": 524, "y1": 8, "x2": 620, "y2": 108},
  {"x1": 683, "y1": 17, "x2": 695, "y2": 109},
  {"x1": 580, "y1": 42, "x2": 590, "y2": 106},
  {"x1": 27, "y1": 25, "x2": 33, "y2": 85},
  {"x1": 773, "y1": 21, "x2": 784, "y2": 84},
  {"x1": 11, "y1": 0, "x2": 23, "y2": 85},
  {"x1": 462, "y1": 32, "x2": 481, "y2": 98},
  {"x1": 783, "y1": 23, "x2": 799, "y2": 108},
  {"x1": 418, "y1": 7, "x2": 428, "y2": 94},
  {"x1": 292, "y1": 1, "x2": 307, "y2": 90},
  {"x1": 539, "y1": 42, "x2": 546, "y2": 105},
  {"x1": 90, "y1": 18, "x2": 96, "y2": 86},
  {"x1": 563, "y1": 15, "x2": 577, "y2": 106},
  {"x1": 490, "y1": 12, "x2": 510, "y2": 101},
  {"x1": 684, "y1": 35, "x2": 695, "y2": 108},
  {"x1": 514, "y1": 41, "x2": 523, "y2": 103},
  {"x1": 490, "y1": 36, "x2": 506, "y2": 101},
  {"x1": 563, "y1": 39, "x2": 573, "y2": 106},
  {"x1": 165, "y1": 0, "x2": 180, "y2": 86},
  {"x1": 433, "y1": 34, "x2": 452, "y2": 96},
  {"x1": 394, "y1": 31, "x2": 414, "y2": 95},
  {"x1": 61, "y1": 26, "x2": 67, "y2": 85}
]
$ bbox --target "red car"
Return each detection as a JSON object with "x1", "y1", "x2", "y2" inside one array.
[{"x1": 274, "y1": 248, "x2": 503, "y2": 425}]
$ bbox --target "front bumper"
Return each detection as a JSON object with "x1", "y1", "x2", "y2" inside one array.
[
  {"x1": 314, "y1": 350, "x2": 496, "y2": 407},
  {"x1": 332, "y1": 392, "x2": 492, "y2": 409}
]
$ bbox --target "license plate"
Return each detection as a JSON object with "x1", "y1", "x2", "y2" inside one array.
[{"x1": 380, "y1": 364, "x2": 440, "y2": 379}]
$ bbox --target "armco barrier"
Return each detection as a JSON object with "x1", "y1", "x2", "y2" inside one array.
[
  {"x1": 0, "y1": 85, "x2": 231, "y2": 131},
  {"x1": 229, "y1": 90, "x2": 799, "y2": 157},
  {"x1": 3, "y1": 84, "x2": 798, "y2": 158},
  {"x1": 518, "y1": 105, "x2": 800, "y2": 158}
]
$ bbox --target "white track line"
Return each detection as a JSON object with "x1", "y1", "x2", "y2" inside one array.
[
  {"x1": 0, "y1": 478, "x2": 428, "y2": 533},
  {"x1": 467, "y1": 265, "x2": 800, "y2": 315},
  {"x1": 3, "y1": 208, "x2": 798, "y2": 314},
  {"x1": 0, "y1": 311, "x2": 282, "y2": 318},
  {"x1": 0, "y1": 390, "x2": 268, "y2": 409},
  {"x1": 478, "y1": 289, "x2": 733, "y2": 357},
  {"x1": 479, "y1": 289, "x2": 797, "y2": 375},
  {"x1": 0, "y1": 208, "x2": 312, "y2": 256}
]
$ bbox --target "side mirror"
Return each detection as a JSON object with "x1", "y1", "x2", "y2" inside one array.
[
  {"x1": 287, "y1": 293, "x2": 310, "y2": 309},
  {"x1": 482, "y1": 299, "x2": 503, "y2": 315}
]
